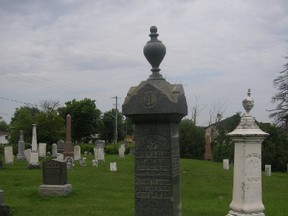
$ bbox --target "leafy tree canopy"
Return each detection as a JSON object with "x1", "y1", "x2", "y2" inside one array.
[
  {"x1": 58, "y1": 98, "x2": 101, "y2": 143},
  {"x1": 270, "y1": 56, "x2": 288, "y2": 130}
]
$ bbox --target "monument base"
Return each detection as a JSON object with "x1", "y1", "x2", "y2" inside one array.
[
  {"x1": 28, "y1": 162, "x2": 40, "y2": 169},
  {"x1": 227, "y1": 210, "x2": 265, "y2": 216},
  {"x1": 17, "y1": 154, "x2": 24, "y2": 160},
  {"x1": 39, "y1": 184, "x2": 72, "y2": 196},
  {"x1": 0, "y1": 204, "x2": 10, "y2": 216}
]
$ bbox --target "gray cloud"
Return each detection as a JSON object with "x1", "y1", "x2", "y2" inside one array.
[{"x1": 0, "y1": 0, "x2": 287, "y2": 125}]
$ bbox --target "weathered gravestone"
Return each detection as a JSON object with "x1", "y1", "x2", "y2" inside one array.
[
  {"x1": 94, "y1": 140, "x2": 105, "y2": 162},
  {"x1": 24, "y1": 149, "x2": 31, "y2": 162},
  {"x1": 17, "y1": 130, "x2": 25, "y2": 160},
  {"x1": 226, "y1": 89, "x2": 268, "y2": 216},
  {"x1": 57, "y1": 140, "x2": 64, "y2": 154},
  {"x1": 110, "y1": 162, "x2": 117, "y2": 172},
  {"x1": 39, "y1": 160, "x2": 72, "y2": 196},
  {"x1": 0, "y1": 190, "x2": 10, "y2": 216},
  {"x1": 38, "y1": 143, "x2": 47, "y2": 159},
  {"x1": 74, "y1": 145, "x2": 81, "y2": 161},
  {"x1": 51, "y1": 143, "x2": 57, "y2": 158},
  {"x1": 122, "y1": 26, "x2": 187, "y2": 216},
  {"x1": 79, "y1": 157, "x2": 86, "y2": 166},
  {"x1": 4, "y1": 146, "x2": 13, "y2": 165},
  {"x1": 265, "y1": 165, "x2": 271, "y2": 176},
  {"x1": 223, "y1": 159, "x2": 229, "y2": 170},
  {"x1": 56, "y1": 153, "x2": 64, "y2": 161},
  {"x1": 118, "y1": 144, "x2": 125, "y2": 158}
]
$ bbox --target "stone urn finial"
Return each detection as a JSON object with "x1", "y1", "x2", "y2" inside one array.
[
  {"x1": 242, "y1": 88, "x2": 254, "y2": 115},
  {"x1": 143, "y1": 26, "x2": 166, "y2": 80}
]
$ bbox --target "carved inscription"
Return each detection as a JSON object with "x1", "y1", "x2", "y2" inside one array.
[
  {"x1": 136, "y1": 127, "x2": 172, "y2": 200},
  {"x1": 42, "y1": 160, "x2": 67, "y2": 185}
]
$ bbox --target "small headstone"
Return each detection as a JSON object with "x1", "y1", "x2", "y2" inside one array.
[
  {"x1": 84, "y1": 151, "x2": 88, "y2": 156},
  {"x1": 57, "y1": 140, "x2": 64, "y2": 154},
  {"x1": 38, "y1": 143, "x2": 47, "y2": 158},
  {"x1": 265, "y1": 165, "x2": 271, "y2": 176},
  {"x1": 29, "y1": 152, "x2": 40, "y2": 169},
  {"x1": 74, "y1": 145, "x2": 81, "y2": 161},
  {"x1": 223, "y1": 159, "x2": 229, "y2": 170},
  {"x1": 118, "y1": 144, "x2": 125, "y2": 158},
  {"x1": 92, "y1": 160, "x2": 98, "y2": 167},
  {"x1": 0, "y1": 190, "x2": 10, "y2": 216},
  {"x1": 56, "y1": 153, "x2": 64, "y2": 161},
  {"x1": 79, "y1": 157, "x2": 86, "y2": 166},
  {"x1": 65, "y1": 157, "x2": 74, "y2": 169},
  {"x1": 51, "y1": 143, "x2": 57, "y2": 158},
  {"x1": 110, "y1": 162, "x2": 117, "y2": 172},
  {"x1": 4, "y1": 146, "x2": 13, "y2": 165},
  {"x1": 24, "y1": 149, "x2": 31, "y2": 162},
  {"x1": 39, "y1": 160, "x2": 72, "y2": 196},
  {"x1": 94, "y1": 146, "x2": 105, "y2": 162}
]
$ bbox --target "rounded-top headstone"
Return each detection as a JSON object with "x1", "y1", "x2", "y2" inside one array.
[{"x1": 143, "y1": 26, "x2": 166, "y2": 80}]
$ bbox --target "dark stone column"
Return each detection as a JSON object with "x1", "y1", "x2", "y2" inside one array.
[
  {"x1": 64, "y1": 114, "x2": 74, "y2": 158},
  {"x1": 122, "y1": 26, "x2": 187, "y2": 216}
]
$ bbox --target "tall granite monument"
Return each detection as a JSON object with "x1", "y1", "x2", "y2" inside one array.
[
  {"x1": 64, "y1": 114, "x2": 74, "y2": 159},
  {"x1": 122, "y1": 26, "x2": 187, "y2": 216},
  {"x1": 226, "y1": 89, "x2": 268, "y2": 216}
]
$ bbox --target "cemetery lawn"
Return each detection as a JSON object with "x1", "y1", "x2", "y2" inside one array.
[{"x1": 0, "y1": 156, "x2": 287, "y2": 216}]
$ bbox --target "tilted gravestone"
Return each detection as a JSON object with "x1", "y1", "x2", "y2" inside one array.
[
  {"x1": 39, "y1": 160, "x2": 72, "y2": 196},
  {"x1": 122, "y1": 26, "x2": 187, "y2": 216}
]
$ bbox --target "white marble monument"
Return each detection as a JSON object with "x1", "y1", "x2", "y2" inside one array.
[
  {"x1": 226, "y1": 89, "x2": 268, "y2": 216},
  {"x1": 110, "y1": 162, "x2": 117, "y2": 172},
  {"x1": 29, "y1": 124, "x2": 40, "y2": 168}
]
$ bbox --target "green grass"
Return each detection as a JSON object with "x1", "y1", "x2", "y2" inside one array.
[{"x1": 0, "y1": 156, "x2": 288, "y2": 215}]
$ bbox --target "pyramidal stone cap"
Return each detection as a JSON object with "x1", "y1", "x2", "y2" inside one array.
[{"x1": 228, "y1": 89, "x2": 269, "y2": 137}]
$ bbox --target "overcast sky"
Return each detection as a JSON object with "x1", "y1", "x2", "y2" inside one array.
[{"x1": 0, "y1": 0, "x2": 287, "y2": 126}]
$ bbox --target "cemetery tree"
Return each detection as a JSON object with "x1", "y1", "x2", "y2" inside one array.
[
  {"x1": 179, "y1": 119, "x2": 205, "y2": 159},
  {"x1": 269, "y1": 56, "x2": 288, "y2": 130},
  {"x1": 58, "y1": 98, "x2": 101, "y2": 143},
  {"x1": 9, "y1": 106, "x2": 40, "y2": 145},
  {"x1": 9, "y1": 106, "x2": 65, "y2": 146},
  {"x1": 99, "y1": 109, "x2": 125, "y2": 143},
  {"x1": 260, "y1": 122, "x2": 288, "y2": 172},
  {"x1": 211, "y1": 113, "x2": 241, "y2": 162},
  {"x1": 0, "y1": 117, "x2": 9, "y2": 132}
]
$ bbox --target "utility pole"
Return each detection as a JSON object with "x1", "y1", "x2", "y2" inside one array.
[{"x1": 112, "y1": 96, "x2": 118, "y2": 144}]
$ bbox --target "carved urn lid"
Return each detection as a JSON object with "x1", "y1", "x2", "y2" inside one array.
[
  {"x1": 143, "y1": 26, "x2": 166, "y2": 80},
  {"x1": 242, "y1": 89, "x2": 254, "y2": 116},
  {"x1": 228, "y1": 89, "x2": 268, "y2": 137}
]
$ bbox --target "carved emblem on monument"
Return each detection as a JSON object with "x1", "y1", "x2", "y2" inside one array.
[{"x1": 141, "y1": 91, "x2": 157, "y2": 108}]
